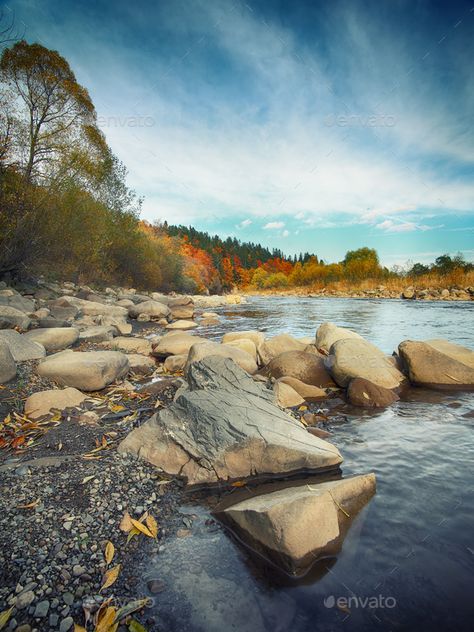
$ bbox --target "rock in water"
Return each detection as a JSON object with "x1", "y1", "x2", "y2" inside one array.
[
  {"x1": 186, "y1": 340, "x2": 258, "y2": 374},
  {"x1": 220, "y1": 473, "x2": 376, "y2": 575},
  {"x1": 0, "y1": 340, "x2": 16, "y2": 383},
  {"x1": 118, "y1": 356, "x2": 342, "y2": 485},
  {"x1": 258, "y1": 334, "x2": 307, "y2": 365},
  {"x1": 37, "y1": 350, "x2": 129, "y2": 391},
  {"x1": 263, "y1": 351, "x2": 335, "y2": 388},
  {"x1": 152, "y1": 332, "x2": 207, "y2": 358},
  {"x1": 347, "y1": 377, "x2": 399, "y2": 408},
  {"x1": 328, "y1": 338, "x2": 405, "y2": 389},
  {"x1": 398, "y1": 339, "x2": 474, "y2": 389},
  {"x1": 315, "y1": 322, "x2": 363, "y2": 352},
  {"x1": 273, "y1": 380, "x2": 305, "y2": 408}
]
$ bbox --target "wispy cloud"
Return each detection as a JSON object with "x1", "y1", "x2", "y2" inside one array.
[
  {"x1": 236, "y1": 218, "x2": 252, "y2": 229},
  {"x1": 263, "y1": 221, "x2": 285, "y2": 230}
]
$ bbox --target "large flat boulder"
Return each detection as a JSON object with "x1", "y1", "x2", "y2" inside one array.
[
  {"x1": 0, "y1": 340, "x2": 16, "y2": 383},
  {"x1": 128, "y1": 300, "x2": 170, "y2": 319},
  {"x1": 24, "y1": 327, "x2": 79, "y2": 352},
  {"x1": 263, "y1": 351, "x2": 335, "y2": 388},
  {"x1": 315, "y1": 322, "x2": 363, "y2": 352},
  {"x1": 398, "y1": 339, "x2": 474, "y2": 389},
  {"x1": 118, "y1": 356, "x2": 342, "y2": 486},
  {"x1": 0, "y1": 330, "x2": 46, "y2": 361},
  {"x1": 224, "y1": 339, "x2": 258, "y2": 362},
  {"x1": 37, "y1": 350, "x2": 129, "y2": 391},
  {"x1": 151, "y1": 332, "x2": 207, "y2": 358},
  {"x1": 166, "y1": 319, "x2": 198, "y2": 330},
  {"x1": 220, "y1": 473, "x2": 376, "y2": 575},
  {"x1": 100, "y1": 336, "x2": 152, "y2": 355},
  {"x1": 51, "y1": 296, "x2": 128, "y2": 319},
  {"x1": 25, "y1": 387, "x2": 88, "y2": 420},
  {"x1": 327, "y1": 338, "x2": 405, "y2": 389},
  {"x1": 0, "y1": 306, "x2": 31, "y2": 330},
  {"x1": 78, "y1": 326, "x2": 117, "y2": 343},
  {"x1": 186, "y1": 341, "x2": 258, "y2": 374},
  {"x1": 258, "y1": 334, "x2": 307, "y2": 365},
  {"x1": 0, "y1": 292, "x2": 35, "y2": 313}
]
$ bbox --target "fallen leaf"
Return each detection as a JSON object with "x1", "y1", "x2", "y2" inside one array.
[
  {"x1": 116, "y1": 597, "x2": 150, "y2": 621},
  {"x1": 119, "y1": 511, "x2": 133, "y2": 533},
  {"x1": 105, "y1": 541, "x2": 115, "y2": 565},
  {"x1": 100, "y1": 564, "x2": 121, "y2": 591},
  {"x1": 231, "y1": 480, "x2": 246, "y2": 487},
  {"x1": 145, "y1": 514, "x2": 158, "y2": 538},
  {"x1": 298, "y1": 405, "x2": 308, "y2": 411},
  {"x1": 128, "y1": 620, "x2": 148, "y2": 632},
  {"x1": 81, "y1": 475, "x2": 95, "y2": 484},
  {"x1": 16, "y1": 498, "x2": 39, "y2": 509},
  {"x1": 0, "y1": 606, "x2": 13, "y2": 630},
  {"x1": 95, "y1": 605, "x2": 117, "y2": 632},
  {"x1": 73, "y1": 625, "x2": 87, "y2": 632},
  {"x1": 126, "y1": 526, "x2": 140, "y2": 544},
  {"x1": 11, "y1": 436, "x2": 26, "y2": 448},
  {"x1": 130, "y1": 518, "x2": 153, "y2": 538}
]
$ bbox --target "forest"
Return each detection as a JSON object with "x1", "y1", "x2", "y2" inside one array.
[{"x1": 0, "y1": 39, "x2": 472, "y2": 294}]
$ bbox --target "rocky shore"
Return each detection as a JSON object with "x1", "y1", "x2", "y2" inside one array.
[{"x1": 1, "y1": 278, "x2": 474, "y2": 631}]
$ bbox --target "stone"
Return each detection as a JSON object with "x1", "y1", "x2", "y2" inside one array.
[
  {"x1": 36, "y1": 317, "x2": 71, "y2": 328},
  {"x1": 78, "y1": 326, "x2": 116, "y2": 343},
  {"x1": 37, "y1": 350, "x2": 130, "y2": 391},
  {"x1": 166, "y1": 319, "x2": 198, "y2": 330},
  {"x1": 164, "y1": 354, "x2": 187, "y2": 372},
  {"x1": 15, "y1": 590, "x2": 35, "y2": 609},
  {"x1": 100, "y1": 336, "x2": 152, "y2": 355},
  {"x1": 201, "y1": 312, "x2": 219, "y2": 319},
  {"x1": 273, "y1": 381, "x2": 305, "y2": 408},
  {"x1": 33, "y1": 600, "x2": 50, "y2": 617},
  {"x1": 258, "y1": 334, "x2": 307, "y2": 365},
  {"x1": 0, "y1": 340, "x2": 16, "y2": 384},
  {"x1": 402, "y1": 287, "x2": 415, "y2": 299},
  {"x1": 59, "y1": 616, "x2": 74, "y2": 632},
  {"x1": 128, "y1": 300, "x2": 170, "y2": 319},
  {"x1": 186, "y1": 340, "x2": 258, "y2": 374},
  {"x1": 398, "y1": 339, "x2": 474, "y2": 388},
  {"x1": 347, "y1": 377, "x2": 399, "y2": 408},
  {"x1": 170, "y1": 306, "x2": 195, "y2": 320},
  {"x1": 315, "y1": 322, "x2": 363, "y2": 352},
  {"x1": 151, "y1": 333, "x2": 207, "y2": 358},
  {"x1": 0, "y1": 292, "x2": 34, "y2": 312},
  {"x1": 222, "y1": 330, "x2": 265, "y2": 349},
  {"x1": 223, "y1": 338, "x2": 258, "y2": 361},
  {"x1": 51, "y1": 296, "x2": 127, "y2": 319},
  {"x1": 221, "y1": 473, "x2": 376, "y2": 575},
  {"x1": 24, "y1": 327, "x2": 79, "y2": 352},
  {"x1": 200, "y1": 316, "x2": 220, "y2": 326},
  {"x1": 0, "y1": 306, "x2": 31, "y2": 330},
  {"x1": 127, "y1": 353, "x2": 156, "y2": 375},
  {"x1": 118, "y1": 356, "x2": 342, "y2": 485},
  {"x1": 0, "y1": 330, "x2": 46, "y2": 361},
  {"x1": 307, "y1": 427, "x2": 332, "y2": 439},
  {"x1": 24, "y1": 388, "x2": 88, "y2": 420},
  {"x1": 263, "y1": 351, "x2": 335, "y2": 388},
  {"x1": 327, "y1": 338, "x2": 405, "y2": 389},
  {"x1": 49, "y1": 304, "x2": 79, "y2": 321},
  {"x1": 276, "y1": 376, "x2": 327, "y2": 401},
  {"x1": 97, "y1": 315, "x2": 132, "y2": 335}
]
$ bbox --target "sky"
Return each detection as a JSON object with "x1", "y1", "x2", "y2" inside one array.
[{"x1": 3, "y1": 0, "x2": 474, "y2": 267}]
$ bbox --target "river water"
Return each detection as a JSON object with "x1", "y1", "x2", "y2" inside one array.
[{"x1": 144, "y1": 297, "x2": 474, "y2": 632}]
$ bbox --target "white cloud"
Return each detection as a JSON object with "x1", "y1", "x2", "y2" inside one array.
[
  {"x1": 282, "y1": 229, "x2": 290, "y2": 237},
  {"x1": 236, "y1": 218, "x2": 252, "y2": 229},
  {"x1": 263, "y1": 221, "x2": 285, "y2": 230}
]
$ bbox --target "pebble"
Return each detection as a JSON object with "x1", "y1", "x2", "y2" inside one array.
[
  {"x1": 15, "y1": 590, "x2": 35, "y2": 609},
  {"x1": 62, "y1": 592, "x2": 74, "y2": 606},
  {"x1": 33, "y1": 599, "x2": 50, "y2": 617},
  {"x1": 72, "y1": 565, "x2": 86, "y2": 577},
  {"x1": 59, "y1": 616, "x2": 74, "y2": 632}
]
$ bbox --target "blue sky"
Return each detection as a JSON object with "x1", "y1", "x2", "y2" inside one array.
[{"x1": 4, "y1": 0, "x2": 474, "y2": 266}]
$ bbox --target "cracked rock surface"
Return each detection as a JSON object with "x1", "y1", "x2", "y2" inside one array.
[{"x1": 118, "y1": 356, "x2": 342, "y2": 485}]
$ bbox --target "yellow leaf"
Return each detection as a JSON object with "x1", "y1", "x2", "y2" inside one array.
[
  {"x1": 130, "y1": 518, "x2": 153, "y2": 538},
  {"x1": 105, "y1": 541, "x2": 115, "y2": 564},
  {"x1": 100, "y1": 564, "x2": 121, "y2": 592},
  {"x1": 74, "y1": 625, "x2": 87, "y2": 632},
  {"x1": 16, "y1": 498, "x2": 39, "y2": 509},
  {"x1": 126, "y1": 526, "x2": 140, "y2": 544},
  {"x1": 81, "y1": 475, "x2": 95, "y2": 484},
  {"x1": 298, "y1": 405, "x2": 308, "y2": 411},
  {"x1": 119, "y1": 511, "x2": 133, "y2": 533},
  {"x1": 96, "y1": 606, "x2": 117, "y2": 632},
  {"x1": 145, "y1": 514, "x2": 158, "y2": 538},
  {"x1": 129, "y1": 620, "x2": 148, "y2": 632},
  {"x1": 231, "y1": 480, "x2": 246, "y2": 487},
  {"x1": 0, "y1": 607, "x2": 13, "y2": 630}
]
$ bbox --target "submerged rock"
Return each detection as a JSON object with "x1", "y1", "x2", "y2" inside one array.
[
  {"x1": 220, "y1": 473, "x2": 376, "y2": 575},
  {"x1": 347, "y1": 377, "x2": 400, "y2": 408},
  {"x1": 118, "y1": 356, "x2": 342, "y2": 485},
  {"x1": 398, "y1": 339, "x2": 474, "y2": 389}
]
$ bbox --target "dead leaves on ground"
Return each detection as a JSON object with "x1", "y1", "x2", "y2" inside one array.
[
  {"x1": 119, "y1": 510, "x2": 158, "y2": 542},
  {"x1": 0, "y1": 411, "x2": 60, "y2": 452},
  {"x1": 100, "y1": 564, "x2": 121, "y2": 592},
  {"x1": 78, "y1": 596, "x2": 150, "y2": 632},
  {"x1": 104, "y1": 541, "x2": 115, "y2": 565},
  {"x1": 0, "y1": 607, "x2": 13, "y2": 630}
]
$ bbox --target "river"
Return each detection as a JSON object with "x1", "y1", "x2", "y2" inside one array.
[{"x1": 144, "y1": 296, "x2": 474, "y2": 631}]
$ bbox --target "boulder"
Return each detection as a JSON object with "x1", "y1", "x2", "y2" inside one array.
[
  {"x1": 0, "y1": 340, "x2": 16, "y2": 383},
  {"x1": 97, "y1": 315, "x2": 132, "y2": 335},
  {"x1": 0, "y1": 292, "x2": 35, "y2": 313},
  {"x1": 202, "y1": 312, "x2": 219, "y2": 319},
  {"x1": 128, "y1": 300, "x2": 170, "y2": 320},
  {"x1": 169, "y1": 306, "x2": 195, "y2": 320},
  {"x1": 151, "y1": 333, "x2": 207, "y2": 358},
  {"x1": 258, "y1": 334, "x2": 306, "y2": 365},
  {"x1": 315, "y1": 322, "x2": 362, "y2": 352},
  {"x1": 224, "y1": 338, "x2": 258, "y2": 361},
  {"x1": 127, "y1": 354, "x2": 156, "y2": 375},
  {"x1": 24, "y1": 387, "x2": 88, "y2": 420},
  {"x1": 78, "y1": 326, "x2": 117, "y2": 343},
  {"x1": 36, "y1": 318, "x2": 71, "y2": 329},
  {"x1": 150, "y1": 292, "x2": 171, "y2": 305},
  {"x1": 347, "y1": 377, "x2": 399, "y2": 408},
  {"x1": 0, "y1": 306, "x2": 31, "y2": 330},
  {"x1": 274, "y1": 381, "x2": 305, "y2": 408},
  {"x1": 164, "y1": 354, "x2": 187, "y2": 372},
  {"x1": 51, "y1": 296, "x2": 127, "y2": 319},
  {"x1": 118, "y1": 356, "x2": 342, "y2": 485},
  {"x1": 402, "y1": 287, "x2": 415, "y2": 299},
  {"x1": 166, "y1": 319, "x2": 198, "y2": 330},
  {"x1": 24, "y1": 327, "x2": 79, "y2": 352},
  {"x1": 200, "y1": 316, "x2": 220, "y2": 326},
  {"x1": 222, "y1": 331, "x2": 265, "y2": 349},
  {"x1": 0, "y1": 330, "x2": 46, "y2": 361},
  {"x1": 37, "y1": 350, "x2": 130, "y2": 391},
  {"x1": 327, "y1": 338, "x2": 405, "y2": 389},
  {"x1": 100, "y1": 336, "x2": 152, "y2": 355},
  {"x1": 263, "y1": 351, "x2": 335, "y2": 388},
  {"x1": 186, "y1": 341, "x2": 258, "y2": 374},
  {"x1": 398, "y1": 339, "x2": 474, "y2": 389},
  {"x1": 276, "y1": 376, "x2": 327, "y2": 401},
  {"x1": 49, "y1": 304, "x2": 79, "y2": 321},
  {"x1": 220, "y1": 473, "x2": 376, "y2": 575}
]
